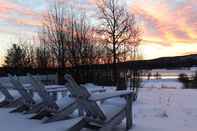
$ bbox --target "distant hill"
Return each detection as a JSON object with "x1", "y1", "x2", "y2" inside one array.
[
  {"x1": 69, "y1": 54, "x2": 197, "y2": 70},
  {"x1": 150, "y1": 54, "x2": 197, "y2": 62},
  {"x1": 1, "y1": 54, "x2": 197, "y2": 72},
  {"x1": 121, "y1": 54, "x2": 197, "y2": 69}
]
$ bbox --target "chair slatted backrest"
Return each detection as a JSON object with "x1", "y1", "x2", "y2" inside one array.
[
  {"x1": 46, "y1": 74, "x2": 58, "y2": 84},
  {"x1": 64, "y1": 74, "x2": 106, "y2": 120},
  {"x1": 18, "y1": 76, "x2": 30, "y2": 84},
  {"x1": 33, "y1": 74, "x2": 57, "y2": 85},
  {"x1": 27, "y1": 74, "x2": 53, "y2": 103},
  {"x1": 8, "y1": 74, "x2": 35, "y2": 104},
  {"x1": 0, "y1": 82, "x2": 14, "y2": 101},
  {"x1": 0, "y1": 77, "x2": 11, "y2": 86}
]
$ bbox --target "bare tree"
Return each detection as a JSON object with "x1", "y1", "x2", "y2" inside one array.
[
  {"x1": 20, "y1": 41, "x2": 35, "y2": 68},
  {"x1": 40, "y1": 2, "x2": 101, "y2": 82},
  {"x1": 41, "y1": 2, "x2": 68, "y2": 83},
  {"x1": 66, "y1": 12, "x2": 99, "y2": 66},
  {"x1": 65, "y1": 9, "x2": 81, "y2": 67},
  {"x1": 62, "y1": 10, "x2": 103, "y2": 82},
  {"x1": 35, "y1": 43, "x2": 50, "y2": 69},
  {"x1": 36, "y1": 30, "x2": 55, "y2": 69},
  {"x1": 96, "y1": 0, "x2": 141, "y2": 83}
]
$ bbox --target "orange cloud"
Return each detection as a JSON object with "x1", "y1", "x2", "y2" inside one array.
[
  {"x1": 87, "y1": 0, "x2": 97, "y2": 4},
  {"x1": 0, "y1": 56, "x2": 4, "y2": 67},
  {"x1": 16, "y1": 18, "x2": 42, "y2": 27}
]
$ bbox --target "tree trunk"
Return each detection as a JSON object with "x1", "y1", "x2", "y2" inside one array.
[{"x1": 113, "y1": 42, "x2": 117, "y2": 85}]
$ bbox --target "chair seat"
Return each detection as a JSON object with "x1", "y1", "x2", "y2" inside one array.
[
  {"x1": 56, "y1": 96, "x2": 75, "y2": 110},
  {"x1": 100, "y1": 97, "x2": 126, "y2": 122}
]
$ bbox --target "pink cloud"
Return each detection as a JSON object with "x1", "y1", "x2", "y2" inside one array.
[
  {"x1": 0, "y1": 0, "x2": 43, "y2": 31},
  {"x1": 0, "y1": 1, "x2": 39, "y2": 17},
  {"x1": 130, "y1": 0, "x2": 197, "y2": 45}
]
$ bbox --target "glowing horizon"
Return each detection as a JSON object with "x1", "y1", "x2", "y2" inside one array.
[{"x1": 0, "y1": 0, "x2": 196, "y2": 66}]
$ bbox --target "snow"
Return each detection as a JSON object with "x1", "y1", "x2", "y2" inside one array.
[
  {"x1": 89, "y1": 90, "x2": 132, "y2": 101},
  {"x1": 1, "y1": 80, "x2": 197, "y2": 131},
  {"x1": 132, "y1": 88, "x2": 197, "y2": 131},
  {"x1": 0, "y1": 108, "x2": 83, "y2": 131},
  {"x1": 148, "y1": 68, "x2": 196, "y2": 78},
  {"x1": 142, "y1": 79, "x2": 183, "y2": 89}
]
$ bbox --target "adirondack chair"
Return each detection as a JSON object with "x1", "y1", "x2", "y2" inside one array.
[
  {"x1": 28, "y1": 74, "x2": 84, "y2": 121},
  {"x1": 26, "y1": 73, "x2": 63, "y2": 118},
  {"x1": 64, "y1": 74, "x2": 133, "y2": 131},
  {"x1": 8, "y1": 74, "x2": 36, "y2": 113},
  {"x1": 27, "y1": 73, "x2": 106, "y2": 122},
  {"x1": 0, "y1": 82, "x2": 15, "y2": 107}
]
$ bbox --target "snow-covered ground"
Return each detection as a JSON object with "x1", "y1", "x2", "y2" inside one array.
[
  {"x1": 142, "y1": 79, "x2": 183, "y2": 89},
  {"x1": 133, "y1": 88, "x2": 197, "y2": 131},
  {"x1": 0, "y1": 108, "x2": 82, "y2": 131},
  {"x1": 0, "y1": 80, "x2": 197, "y2": 131}
]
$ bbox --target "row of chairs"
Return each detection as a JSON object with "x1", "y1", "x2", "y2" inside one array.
[{"x1": 0, "y1": 73, "x2": 133, "y2": 131}]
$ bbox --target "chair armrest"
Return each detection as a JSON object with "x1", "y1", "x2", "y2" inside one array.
[
  {"x1": 89, "y1": 90, "x2": 133, "y2": 101},
  {"x1": 87, "y1": 87, "x2": 106, "y2": 93},
  {"x1": 79, "y1": 85, "x2": 106, "y2": 93}
]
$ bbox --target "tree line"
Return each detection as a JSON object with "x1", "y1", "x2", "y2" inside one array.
[{"x1": 3, "y1": 0, "x2": 142, "y2": 84}]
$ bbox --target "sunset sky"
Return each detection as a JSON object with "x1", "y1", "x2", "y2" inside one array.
[{"x1": 0, "y1": 0, "x2": 196, "y2": 66}]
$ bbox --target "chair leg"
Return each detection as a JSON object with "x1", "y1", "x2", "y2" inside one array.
[
  {"x1": 43, "y1": 102, "x2": 77, "y2": 123},
  {"x1": 99, "y1": 110, "x2": 125, "y2": 131},
  {"x1": 25, "y1": 102, "x2": 45, "y2": 114},
  {"x1": 10, "y1": 104, "x2": 29, "y2": 113},
  {"x1": 30, "y1": 110, "x2": 53, "y2": 120},
  {"x1": 0, "y1": 100, "x2": 10, "y2": 107},
  {"x1": 78, "y1": 105, "x2": 84, "y2": 116},
  {"x1": 126, "y1": 93, "x2": 133, "y2": 130}
]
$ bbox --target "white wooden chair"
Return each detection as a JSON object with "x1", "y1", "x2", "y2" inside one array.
[
  {"x1": 27, "y1": 73, "x2": 65, "y2": 119},
  {"x1": 0, "y1": 82, "x2": 15, "y2": 107},
  {"x1": 27, "y1": 73, "x2": 106, "y2": 122},
  {"x1": 8, "y1": 74, "x2": 36, "y2": 112},
  {"x1": 64, "y1": 74, "x2": 133, "y2": 131}
]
